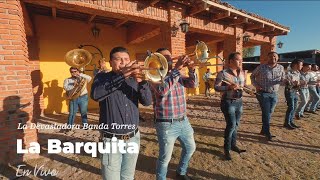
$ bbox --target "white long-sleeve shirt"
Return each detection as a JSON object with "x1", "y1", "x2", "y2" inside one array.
[{"x1": 63, "y1": 73, "x2": 92, "y2": 96}]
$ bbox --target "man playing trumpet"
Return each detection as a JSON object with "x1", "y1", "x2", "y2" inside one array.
[
  {"x1": 214, "y1": 52, "x2": 246, "y2": 161},
  {"x1": 91, "y1": 46, "x2": 152, "y2": 180},
  {"x1": 151, "y1": 48, "x2": 197, "y2": 180}
]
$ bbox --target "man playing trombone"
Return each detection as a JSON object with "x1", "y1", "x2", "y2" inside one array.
[
  {"x1": 214, "y1": 52, "x2": 246, "y2": 161},
  {"x1": 151, "y1": 48, "x2": 197, "y2": 180}
]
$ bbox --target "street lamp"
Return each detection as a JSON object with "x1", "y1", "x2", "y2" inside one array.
[
  {"x1": 277, "y1": 41, "x2": 284, "y2": 48},
  {"x1": 91, "y1": 24, "x2": 100, "y2": 38},
  {"x1": 179, "y1": 19, "x2": 190, "y2": 33},
  {"x1": 242, "y1": 34, "x2": 250, "y2": 43}
]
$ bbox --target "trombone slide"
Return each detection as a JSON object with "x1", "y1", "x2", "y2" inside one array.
[{"x1": 221, "y1": 80, "x2": 258, "y2": 96}]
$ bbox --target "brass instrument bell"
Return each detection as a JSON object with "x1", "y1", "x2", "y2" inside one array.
[
  {"x1": 65, "y1": 49, "x2": 92, "y2": 69},
  {"x1": 143, "y1": 52, "x2": 168, "y2": 82}
]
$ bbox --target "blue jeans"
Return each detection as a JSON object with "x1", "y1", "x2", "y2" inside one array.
[
  {"x1": 205, "y1": 82, "x2": 210, "y2": 97},
  {"x1": 256, "y1": 92, "x2": 278, "y2": 136},
  {"x1": 100, "y1": 131, "x2": 140, "y2": 180},
  {"x1": 284, "y1": 88, "x2": 298, "y2": 126},
  {"x1": 155, "y1": 117, "x2": 196, "y2": 180},
  {"x1": 67, "y1": 94, "x2": 88, "y2": 125},
  {"x1": 305, "y1": 86, "x2": 320, "y2": 112},
  {"x1": 296, "y1": 88, "x2": 309, "y2": 117},
  {"x1": 317, "y1": 86, "x2": 320, "y2": 108},
  {"x1": 220, "y1": 99, "x2": 243, "y2": 151}
]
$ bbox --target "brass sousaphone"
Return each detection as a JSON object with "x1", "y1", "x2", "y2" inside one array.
[{"x1": 64, "y1": 48, "x2": 92, "y2": 99}]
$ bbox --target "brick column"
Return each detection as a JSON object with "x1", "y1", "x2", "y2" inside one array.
[
  {"x1": 0, "y1": 0, "x2": 38, "y2": 164},
  {"x1": 260, "y1": 36, "x2": 276, "y2": 64},
  {"x1": 223, "y1": 26, "x2": 243, "y2": 68},
  {"x1": 161, "y1": 3, "x2": 195, "y2": 94},
  {"x1": 160, "y1": 2, "x2": 186, "y2": 58}
]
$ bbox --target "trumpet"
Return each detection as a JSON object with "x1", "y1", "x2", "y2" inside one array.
[{"x1": 221, "y1": 79, "x2": 259, "y2": 96}]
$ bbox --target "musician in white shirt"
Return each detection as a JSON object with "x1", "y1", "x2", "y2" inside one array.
[{"x1": 63, "y1": 67, "x2": 92, "y2": 127}]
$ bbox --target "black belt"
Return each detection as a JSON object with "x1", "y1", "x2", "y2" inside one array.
[
  {"x1": 101, "y1": 128, "x2": 139, "y2": 140},
  {"x1": 155, "y1": 116, "x2": 185, "y2": 122}
]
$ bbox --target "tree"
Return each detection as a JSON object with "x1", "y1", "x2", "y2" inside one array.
[{"x1": 242, "y1": 47, "x2": 256, "y2": 58}]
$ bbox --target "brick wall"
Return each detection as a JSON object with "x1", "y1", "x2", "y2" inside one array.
[
  {"x1": 223, "y1": 26, "x2": 243, "y2": 68},
  {"x1": 216, "y1": 42, "x2": 224, "y2": 72},
  {"x1": 159, "y1": 2, "x2": 186, "y2": 75},
  {"x1": 0, "y1": 0, "x2": 38, "y2": 164},
  {"x1": 260, "y1": 36, "x2": 276, "y2": 64}
]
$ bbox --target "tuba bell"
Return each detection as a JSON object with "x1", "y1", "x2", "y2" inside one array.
[
  {"x1": 65, "y1": 49, "x2": 92, "y2": 70},
  {"x1": 64, "y1": 48, "x2": 92, "y2": 99}
]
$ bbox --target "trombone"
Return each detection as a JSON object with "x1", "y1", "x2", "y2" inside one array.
[
  {"x1": 171, "y1": 41, "x2": 224, "y2": 67},
  {"x1": 138, "y1": 41, "x2": 225, "y2": 83},
  {"x1": 221, "y1": 79, "x2": 259, "y2": 96},
  {"x1": 136, "y1": 51, "x2": 168, "y2": 83}
]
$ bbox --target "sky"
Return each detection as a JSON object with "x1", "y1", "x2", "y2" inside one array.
[{"x1": 223, "y1": 0, "x2": 320, "y2": 56}]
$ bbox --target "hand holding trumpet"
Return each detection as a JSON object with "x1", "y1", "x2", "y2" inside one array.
[
  {"x1": 120, "y1": 60, "x2": 143, "y2": 82},
  {"x1": 174, "y1": 55, "x2": 195, "y2": 71}
]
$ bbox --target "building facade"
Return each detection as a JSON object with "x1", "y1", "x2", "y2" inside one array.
[{"x1": 0, "y1": 0, "x2": 289, "y2": 163}]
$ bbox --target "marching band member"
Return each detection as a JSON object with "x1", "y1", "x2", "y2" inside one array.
[
  {"x1": 314, "y1": 65, "x2": 320, "y2": 109},
  {"x1": 296, "y1": 63, "x2": 312, "y2": 119},
  {"x1": 151, "y1": 48, "x2": 197, "y2": 180},
  {"x1": 91, "y1": 47, "x2": 152, "y2": 180},
  {"x1": 63, "y1": 67, "x2": 92, "y2": 127},
  {"x1": 283, "y1": 59, "x2": 303, "y2": 129},
  {"x1": 203, "y1": 68, "x2": 215, "y2": 97},
  {"x1": 250, "y1": 52, "x2": 286, "y2": 141},
  {"x1": 214, "y1": 52, "x2": 246, "y2": 161},
  {"x1": 305, "y1": 64, "x2": 320, "y2": 114}
]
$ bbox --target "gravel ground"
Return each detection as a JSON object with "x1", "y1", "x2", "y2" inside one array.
[{"x1": 1, "y1": 90, "x2": 320, "y2": 180}]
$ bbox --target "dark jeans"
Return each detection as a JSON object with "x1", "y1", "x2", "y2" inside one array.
[
  {"x1": 205, "y1": 82, "x2": 210, "y2": 97},
  {"x1": 220, "y1": 99, "x2": 243, "y2": 151},
  {"x1": 284, "y1": 88, "x2": 298, "y2": 126},
  {"x1": 317, "y1": 86, "x2": 320, "y2": 108},
  {"x1": 256, "y1": 92, "x2": 278, "y2": 136},
  {"x1": 67, "y1": 94, "x2": 88, "y2": 125}
]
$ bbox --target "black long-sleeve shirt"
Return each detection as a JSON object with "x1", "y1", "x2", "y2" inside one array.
[{"x1": 91, "y1": 71, "x2": 152, "y2": 134}]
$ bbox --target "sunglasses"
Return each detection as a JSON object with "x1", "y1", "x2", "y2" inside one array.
[{"x1": 71, "y1": 71, "x2": 78, "y2": 73}]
